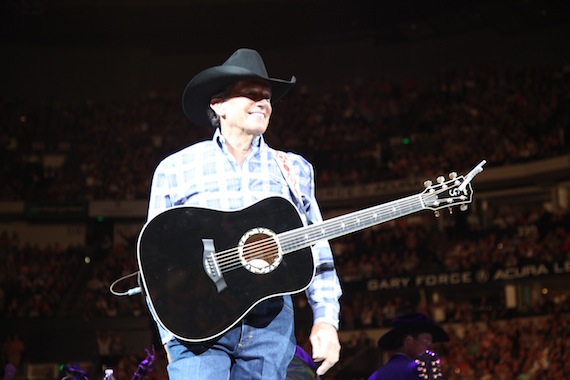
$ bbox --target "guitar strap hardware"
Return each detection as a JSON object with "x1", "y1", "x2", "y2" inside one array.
[
  {"x1": 272, "y1": 149, "x2": 312, "y2": 226},
  {"x1": 315, "y1": 262, "x2": 335, "y2": 275}
]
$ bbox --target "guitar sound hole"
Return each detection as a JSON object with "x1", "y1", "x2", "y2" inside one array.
[
  {"x1": 238, "y1": 228, "x2": 283, "y2": 274},
  {"x1": 243, "y1": 233, "x2": 278, "y2": 267}
]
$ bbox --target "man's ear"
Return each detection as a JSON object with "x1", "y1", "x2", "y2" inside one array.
[{"x1": 210, "y1": 98, "x2": 224, "y2": 116}]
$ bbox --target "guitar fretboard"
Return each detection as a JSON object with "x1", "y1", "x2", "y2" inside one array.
[{"x1": 279, "y1": 193, "x2": 429, "y2": 254}]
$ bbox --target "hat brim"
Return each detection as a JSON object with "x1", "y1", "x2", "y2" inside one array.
[
  {"x1": 182, "y1": 65, "x2": 296, "y2": 128},
  {"x1": 378, "y1": 321, "x2": 449, "y2": 350}
]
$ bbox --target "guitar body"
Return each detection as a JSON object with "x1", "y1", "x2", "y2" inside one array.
[{"x1": 137, "y1": 197, "x2": 314, "y2": 342}]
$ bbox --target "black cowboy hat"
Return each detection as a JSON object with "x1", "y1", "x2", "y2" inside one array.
[
  {"x1": 378, "y1": 313, "x2": 449, "y2": 350},
  {"x1": 182, "y1": 48, "x2": 296, "y2": 128}
]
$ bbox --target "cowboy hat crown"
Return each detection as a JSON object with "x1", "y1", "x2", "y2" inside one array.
[
  {"x1": 378, "y1": 313, "x2": 449, "y2": 350},
  {"x1": 182, "y1": 48, "x2": 296, "y2": 128}
]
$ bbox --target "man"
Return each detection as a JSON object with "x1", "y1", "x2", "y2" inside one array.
[
  {"x1": 368, "y1": 313, "x2": 449, "y2": 380},
  {"x1": 145, "y1": 48, "x2": 342, "y2": 379}
]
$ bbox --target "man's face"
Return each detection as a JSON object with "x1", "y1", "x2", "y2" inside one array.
[
  {"x1": 410, "y1": 332, "x2": 433, "y2": 357},
  {"x1": 211, "y1": 79, "x2": 273, "y2": 136}
]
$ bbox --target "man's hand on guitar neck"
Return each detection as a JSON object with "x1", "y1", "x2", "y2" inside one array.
[{"x1": 310, "y1": 322, "x2": 341, "y2": 376}]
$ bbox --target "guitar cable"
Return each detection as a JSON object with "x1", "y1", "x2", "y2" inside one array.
[{"x1": 109, "y1": 271, "x2": 142, "y2": 296}]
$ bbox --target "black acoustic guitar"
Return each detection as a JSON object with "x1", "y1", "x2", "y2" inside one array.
[{"x1": 137, "y1": 162, "x2": 485, "y2": 342}]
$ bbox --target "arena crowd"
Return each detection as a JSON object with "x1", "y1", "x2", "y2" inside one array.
[{"x1": 1, "y1": 62, "x2": 569, "y2": 379}]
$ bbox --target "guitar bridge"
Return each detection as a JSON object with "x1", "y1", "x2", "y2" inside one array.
[{"x1": 202, "y1": 239, "x2": 227, "y2": 293}]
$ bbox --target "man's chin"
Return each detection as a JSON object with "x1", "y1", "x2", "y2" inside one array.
[{"x1": 246, "y1": 124, "x2": 269, "y2": 135}]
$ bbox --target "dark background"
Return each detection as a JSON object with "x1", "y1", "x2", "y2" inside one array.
[{"x1": 2, "y1": 0, "x2": 570, "y2": 100}]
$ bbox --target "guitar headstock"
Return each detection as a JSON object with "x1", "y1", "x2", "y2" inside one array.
[
  {"x1": 421, "y1": 173, "x2": 473, "y2": 214},
  {"x1": 415, "y1": 350, "x2": 443, "y2": 379},
  {"x1": 421, "y1": 161, "x2": 486, "y2": 215}
]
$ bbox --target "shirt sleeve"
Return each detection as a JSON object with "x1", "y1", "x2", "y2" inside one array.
[
  {"x1": 147, "y1": 158, "x2": 175, "y2": 220},
  {"x1": 295, "y1": 156, "x2": 343, "y2": 329}
]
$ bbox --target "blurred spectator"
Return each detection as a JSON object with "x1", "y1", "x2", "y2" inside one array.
[{"x1": 1, "y1": 335, "x2": 24, "y2": 370}]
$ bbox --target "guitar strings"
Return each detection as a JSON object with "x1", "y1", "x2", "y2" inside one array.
[
  {"x1": 213, "y1": 194, "x2": 422, "y2": 272},
  {"x1": 214, "y1": 197, "x2": 410, "y2": 272},
  {"x1": 213, "y1": 184, "x2": 463, "y2": 273},
  {"x1": 214, "y1": 189, "x2": 452, "y2": 272}
]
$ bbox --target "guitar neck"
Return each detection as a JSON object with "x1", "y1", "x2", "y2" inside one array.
[
  {"x1": 279, "y1": 192, "x2": 427, "y2": 253},
  {"x1": 277, "y1": 162, "x2": 486, "y2": 254}
]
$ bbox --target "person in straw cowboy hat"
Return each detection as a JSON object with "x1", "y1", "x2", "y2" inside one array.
[
  {"x1": 144, "y1": 48, "x2": 342, "y2": 379},
  {"x1": 368, "y1": 313, "x2": 449, "y2": 380}
]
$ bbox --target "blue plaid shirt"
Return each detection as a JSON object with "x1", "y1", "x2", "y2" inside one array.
[{"x1": 147, "y1": 129, "x2": 342, "y2": 344}]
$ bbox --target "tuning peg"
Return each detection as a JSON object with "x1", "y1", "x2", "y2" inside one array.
[
  {"x1": 424, "y1": 180, "x2": 433, "y2": 187},
  {"x1": 460, "y1": 204, "x2": 468, "y2": 211},
  {"x1": 449, "y1": 172, "x2": 457, "y2": 179},
  {"x1": 448, "y1": 207, "x2": 453, "y2": 215},
  {"x1": 434, "y1": 210, "x2": 440, "y2": 218},
  {"x1": 437, "y1": 176, "x2": 445, "y2": 184}
]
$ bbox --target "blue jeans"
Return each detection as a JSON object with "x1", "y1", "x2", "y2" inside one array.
[{"x1": 164, "y1": 296, "x2": 296, "y2": 380}]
